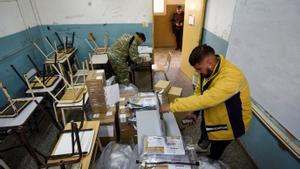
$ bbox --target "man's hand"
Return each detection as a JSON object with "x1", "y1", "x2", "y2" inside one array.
[
  {"x1": 160, "y1": 104, "x2": 171, "y2": 113},
  {"x1": 184, "y1": 111, "x2": 198, "y2": 122}
]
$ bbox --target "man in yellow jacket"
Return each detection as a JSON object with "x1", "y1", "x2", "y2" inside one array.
[{"x1": 160, "y1": 44, "x2": 252, "y2": 160}]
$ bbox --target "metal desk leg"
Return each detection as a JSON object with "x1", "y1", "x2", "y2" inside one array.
[
  {"x1": 66, "y1": 58, "x2": 73, "y2": 75},
  {"x1": 149, "y1": 63, "x2": 153, "y2": 89},
  {"x1": 96, "y1": 138, "x2": 103, "y2": 153},
  {"x1": 16, "y1": 126, "x2": 46, "y2": 167},
  {"x1": 58, "y1": 63, "x2": 65, "y2": 79},
  {"x1": 53, "y1": 102, "x2": 59, "y2": 122},
  {"x1": 83, "y1": 109, "x2": 87, "y2": 121},
  {"x1": 61, "y1": 108, "x2": 67, "y2": 126},
  {"x1": 0, "y1": 158, "x2": 10, "y2": 169}
]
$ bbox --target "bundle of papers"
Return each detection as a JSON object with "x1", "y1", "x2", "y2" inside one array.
[
  {"x1": 104, "y1": 83, "x2": 120, "y2": 106},
  {"x1": 139, "y1": 53, "x2": 151, "y2": 62},
  {"x1": 138, "y1": 46, "x2": 153, "y2": 54}
]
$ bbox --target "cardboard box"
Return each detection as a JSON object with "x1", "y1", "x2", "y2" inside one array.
[
  {"x1": 99, "y1": 124, "x2": 116, "y2": 146},
  {"x1": 92, "y1": 111, "x2": 115, "y2": 124},
  {"x1": 90, "y1": 99, "x2": 106, "y2": 113},
  {"x1": 96, "y1": 107, "x2": 117, "y2": 146},
  {"x1": 86, "y1": 70, "x2": 106, "y2": 82},
  {"x1": 168, "y1": 86, "x2": 182, "y2": 103},
  {"x1": 154, "y1": 80, "x2": 171, "y2": 93},
  {"x1": 86, "y1": 70, "x2": 107, "y2": 113},
  {"x1": 118, "y1": 104, "x2": 137, "y2": 144},
  {"x1": 119, "y1": 123, "x2": 137, "y2": 144}
]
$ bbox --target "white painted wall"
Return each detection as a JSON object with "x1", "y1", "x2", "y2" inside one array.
[
  {"x1": 0, "y1": 1, "x2": 26, "y2": 37},
  {"x1": 0, "y1": 0, "x2": 152, "y2": 37},
  {"x1": 0, "y1": 0, "x2": 38, "y2": 37},
  {"x1": 33, "y1": 0, "x2": 152, "y2": 25},
  {"x1": 204, "y1": 0, "x2": 236, "y2": 41}
]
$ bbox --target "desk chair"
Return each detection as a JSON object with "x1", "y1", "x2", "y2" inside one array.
[
  {"x1": 152, "y1": 51, "x2": 173, "y2": 81},
  {"x1": 85, "y1": 32, "x2": 109, "y2": 54},
  {"x1": 25, "y1": 64, "x2": 88, "y2": 126},
  {"x1": 11, "y1": 55, "x2": 60, "y2": 93},
  {"x1": 73, "y1": 59, "x2": 91, "y2": 85},
  {"x1": 33, "y1": 41, "x2": 78, "y2": 79}
]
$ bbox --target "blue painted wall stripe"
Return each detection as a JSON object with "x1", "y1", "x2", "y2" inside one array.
[
  {"x1": 201, "y1": 28, "x2": 228, "y2": 56},
  {"x1": 40, "y1": 24, "x2": 152, "y2": 63},
  {"x1": 0, "y1": 26, "x2": 45, "y2": 106}
]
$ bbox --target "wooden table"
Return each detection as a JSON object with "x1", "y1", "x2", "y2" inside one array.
[{"x1": 47, "y1": 121, "x2": 100, "y2": 169}]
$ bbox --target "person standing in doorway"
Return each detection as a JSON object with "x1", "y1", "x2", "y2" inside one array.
[{"x1": 171, "y1": 6, "x2": 184, "y2": 50}]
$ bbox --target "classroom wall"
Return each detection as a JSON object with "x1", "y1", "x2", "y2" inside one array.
[
  {"x1": 201, "y1": 0, "x2": 236, "y2": 55},
  {"x1": 34, "y1": 0, "x2": 153, "y2": 63},
  {"x1": 0, "y1": 0, "x2": 45, "y2": 106},
  {"x1": 40, "y1": 24, "x2": 152, "y2": 63},
  {"x1": 203, "y1": 1, "x2": 300, "y2": 169},
  {"x1": 180, "y1": 0, "x2": 206, "y2": 79},
  {"x1": 0, "y1": 0, "x2": 153, "y2": 105}
]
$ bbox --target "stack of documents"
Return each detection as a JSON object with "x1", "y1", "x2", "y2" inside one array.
[{"x1": 138, "y1": 46, "x2": 153, "y2": 54}]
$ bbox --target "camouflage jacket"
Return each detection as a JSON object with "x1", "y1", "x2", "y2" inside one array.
[{"x1": 108, "y1": 34, "x2": 142, "y2": 65}]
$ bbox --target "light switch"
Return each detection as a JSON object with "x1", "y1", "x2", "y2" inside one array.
[{"x1": 188, "y1": 15, "x2": 195, "y2": 26}]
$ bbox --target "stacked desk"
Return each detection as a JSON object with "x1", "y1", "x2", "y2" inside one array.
[{"x1": 47, "y1": 121, "x2": 101, "y2": 169}]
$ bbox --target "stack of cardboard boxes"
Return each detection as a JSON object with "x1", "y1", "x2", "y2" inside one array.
[
  {"x1": 87, "y1": 70, "x2": 117, "y2": 146},
  {"x1": 86, "y1": 70, "x2": 106, "y2": 113},
  {"x1": 93, "y1": 106, "x2": 117, "y2": 146},
  {"x1": 118, "y1": 97, "x2": 137, "y2": 144}
]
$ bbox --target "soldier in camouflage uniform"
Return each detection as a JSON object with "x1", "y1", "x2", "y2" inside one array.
[{"x1": 107, "y1": 32, "x2": 146, "y2": 85}]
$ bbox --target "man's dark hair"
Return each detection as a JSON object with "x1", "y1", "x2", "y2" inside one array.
[
  {"x1": 189, "y1": 44, "x2": 215, "y2": 66},
  {"x1": 136, "y1": 32, "x2": 146, "y2": 42},
  {"x1": 177, "y1": 6, "x2": 182, "y2": 9}
]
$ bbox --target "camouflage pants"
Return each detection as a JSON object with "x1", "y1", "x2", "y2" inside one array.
[{"x1": 110, "y1": 61, "x2": 130, "y2": 85}]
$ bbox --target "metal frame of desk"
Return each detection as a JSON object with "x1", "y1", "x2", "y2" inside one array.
[{"x1": 0, "y1": 97, "x2": 62, "y2": 167}]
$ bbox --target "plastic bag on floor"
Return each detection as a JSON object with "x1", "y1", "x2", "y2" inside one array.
[
  {"x1": 98, "y1": 142, "x2": 139, "y2": 169},
  {"x1": 198, "y1": 156, "x2": 230, "y2": 169},
  {"x1": 119, "y1": 83, "x2": 139, "y2": 98}
]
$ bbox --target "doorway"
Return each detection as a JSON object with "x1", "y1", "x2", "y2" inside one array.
[
  {"x1": 152, "y1": 0, "x2": 186, "y2": 83},
  {"x1": 153, "y1": 4, "x2": 185, "y2": 48}
]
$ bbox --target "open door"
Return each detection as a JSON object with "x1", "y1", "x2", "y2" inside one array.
[{"x1": 153, "y1": 0, "x2": 185, "y2": 49}]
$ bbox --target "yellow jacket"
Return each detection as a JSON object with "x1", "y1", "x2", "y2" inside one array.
[{"x1": 170, "y1": 55, "x2": 252, "y2": 140}]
